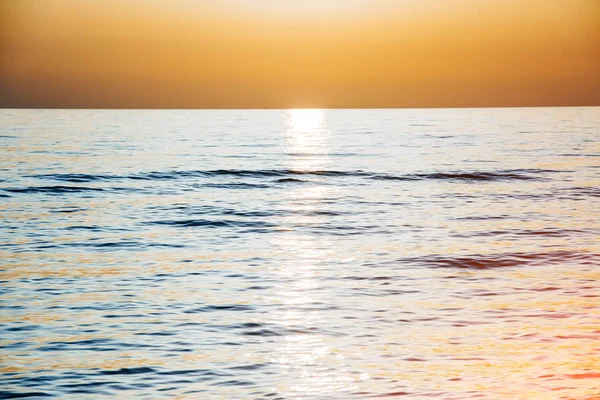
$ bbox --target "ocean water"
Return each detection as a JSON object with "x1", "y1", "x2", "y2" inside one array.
[{"x1": 0, "y1": 107, "x2": 599, "y2": 399}]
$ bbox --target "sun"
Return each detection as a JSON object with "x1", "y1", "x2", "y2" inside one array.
[{"x1": 288, "y1": 109, "x2": 325, "y2": 133}]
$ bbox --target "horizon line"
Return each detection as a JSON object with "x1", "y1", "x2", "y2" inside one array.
[{"x1": 2, "y1": 105, "x2": 599, "y2": 111}]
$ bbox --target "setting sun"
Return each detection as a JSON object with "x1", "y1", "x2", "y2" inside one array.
[{"x1": 288, "y1": 109, "x2": 325, "y2": 133}]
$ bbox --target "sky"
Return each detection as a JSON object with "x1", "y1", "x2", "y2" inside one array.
[{"x1": 1, "y1": 0, "x2": 599, "y2": 109}]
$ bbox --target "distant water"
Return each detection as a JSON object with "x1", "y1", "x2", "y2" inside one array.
[{"x1": 1, "y1": 107, "x2": 599, "y2": 399}]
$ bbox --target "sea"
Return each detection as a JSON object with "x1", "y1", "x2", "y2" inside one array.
[{"x1": 0, "y1": 107, "x2": 599, "y2": 399}]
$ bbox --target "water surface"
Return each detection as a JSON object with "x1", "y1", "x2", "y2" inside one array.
[{"x1": 1, "y1": 107, "x2": 599, "y2": 399}]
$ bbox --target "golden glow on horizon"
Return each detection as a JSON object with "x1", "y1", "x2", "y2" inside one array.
[{"x1": 0, "y1": 0, "x2": 599, "y2": 108}]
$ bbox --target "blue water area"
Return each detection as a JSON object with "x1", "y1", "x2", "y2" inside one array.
[{"x1": 1, "y1": 107, "x2": 599, "y2": 399}]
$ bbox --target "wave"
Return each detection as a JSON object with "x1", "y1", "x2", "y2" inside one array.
[
  {"x1": 49, "y1": 208, "x2": 87, "y2": 214},
  {"x1": 397, "y1": 250, "x2": 598, "y2": 269},
  {"x1": 27, "y1": 173, "x2": 120, "y2": 183},
  {"x1": 183, "y1": 304, "x2": 256, "y2": 313},
  {"x1": 275, "y1": 178, "x2": 307, "y2": 183},
  {"x1": 3, "y1": 185, "x2": 105, "y2": 194},
  {"x1": 452, "y1": 228, "x2": 596, "y2": 238},
  {"x1": 28, "y1": 240, "x2": 186, "y2": 251},
  {"x1": 558, "y1": 186, "x2": 600, "y2": 199},
  {"x1": 201, "y1": 183, "x2": 271, "y2": 189},
  {"x1": 410, "y1": 171, "x2": 542, "y2": 181},
  {"x1": 497, "y1": 186, "x2": 600, "y2": 202},
  {"x1": 454, "y1": 215, "x2": 511, "y2": 221},
  {"x1": 0, "y1": 391, "x2": 53, "y2": 398},
  {"x1": 1, "y1": 186, "x2": 145, "y2": 195},
  {"x1": 26, "y1": 168, "x2": 560, "y2": 183},
  {"x1": 143, "y1": 219, "x2": 276, "y2": 228},
  {"x1": 374, "y1": 169, "x2": 558, "y2": 182},
  {"x1": 100, "y1": 367, "x2": 157, "y2": 376},
  {"x1": 147, "y1": 205, "x2": 348, "y2": 218},
  {"x1": 137, "y1": 169, "x2": 356, "y2": 180},
  {"x1": 159, "y1": 205, "x2": 278, "y2": 218}
]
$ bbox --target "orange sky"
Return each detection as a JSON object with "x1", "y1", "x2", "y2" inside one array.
[{"x1": 1, "y1": 0, "x2": 599, "y2": 108}]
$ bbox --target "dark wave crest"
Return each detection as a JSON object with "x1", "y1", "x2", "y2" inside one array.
[
  {"x1": 0, "y1": 390, "x2": 53, "y2": 398},
  {"x1": 453, "y1": 228, "x2": 597, "y2": 238},
  {"x1": 411, "y1": 171, "x2": 542, "y2": 181},
  {"x1": 26, "y1": 168, "x2": 559, "y2": 183},
  {"x1": 3, "y1": 185, "x2": 105, "y2": 194},
  {"x1": 399, "y1": 250, "x2": 598, "y2": 269},
  {"x1": 143, "y1": 219, "x2": 276, "y2": 228},
  {"x1": 26, "y1": 173, "x2": 120, "y2": 183},
  {"x1": 202, "y1": 183, "x2": 271, "y2": 189}
]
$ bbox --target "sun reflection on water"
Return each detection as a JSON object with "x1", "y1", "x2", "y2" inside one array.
[
  {"x1": 267, "y1": 109, "x2": 358, "y2": 397},
  {"x1": 285, "y1": 109, "x2": 330, "y2": 172}
]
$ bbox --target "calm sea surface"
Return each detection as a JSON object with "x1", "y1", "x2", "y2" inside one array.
[{"x1": 1, "y1": 107, "x2": 599, "y2": 399}]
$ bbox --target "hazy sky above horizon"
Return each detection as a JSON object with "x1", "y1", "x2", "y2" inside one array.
[{"x1": 1, "y1": 0, "x2": 599, "y2": 108}]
